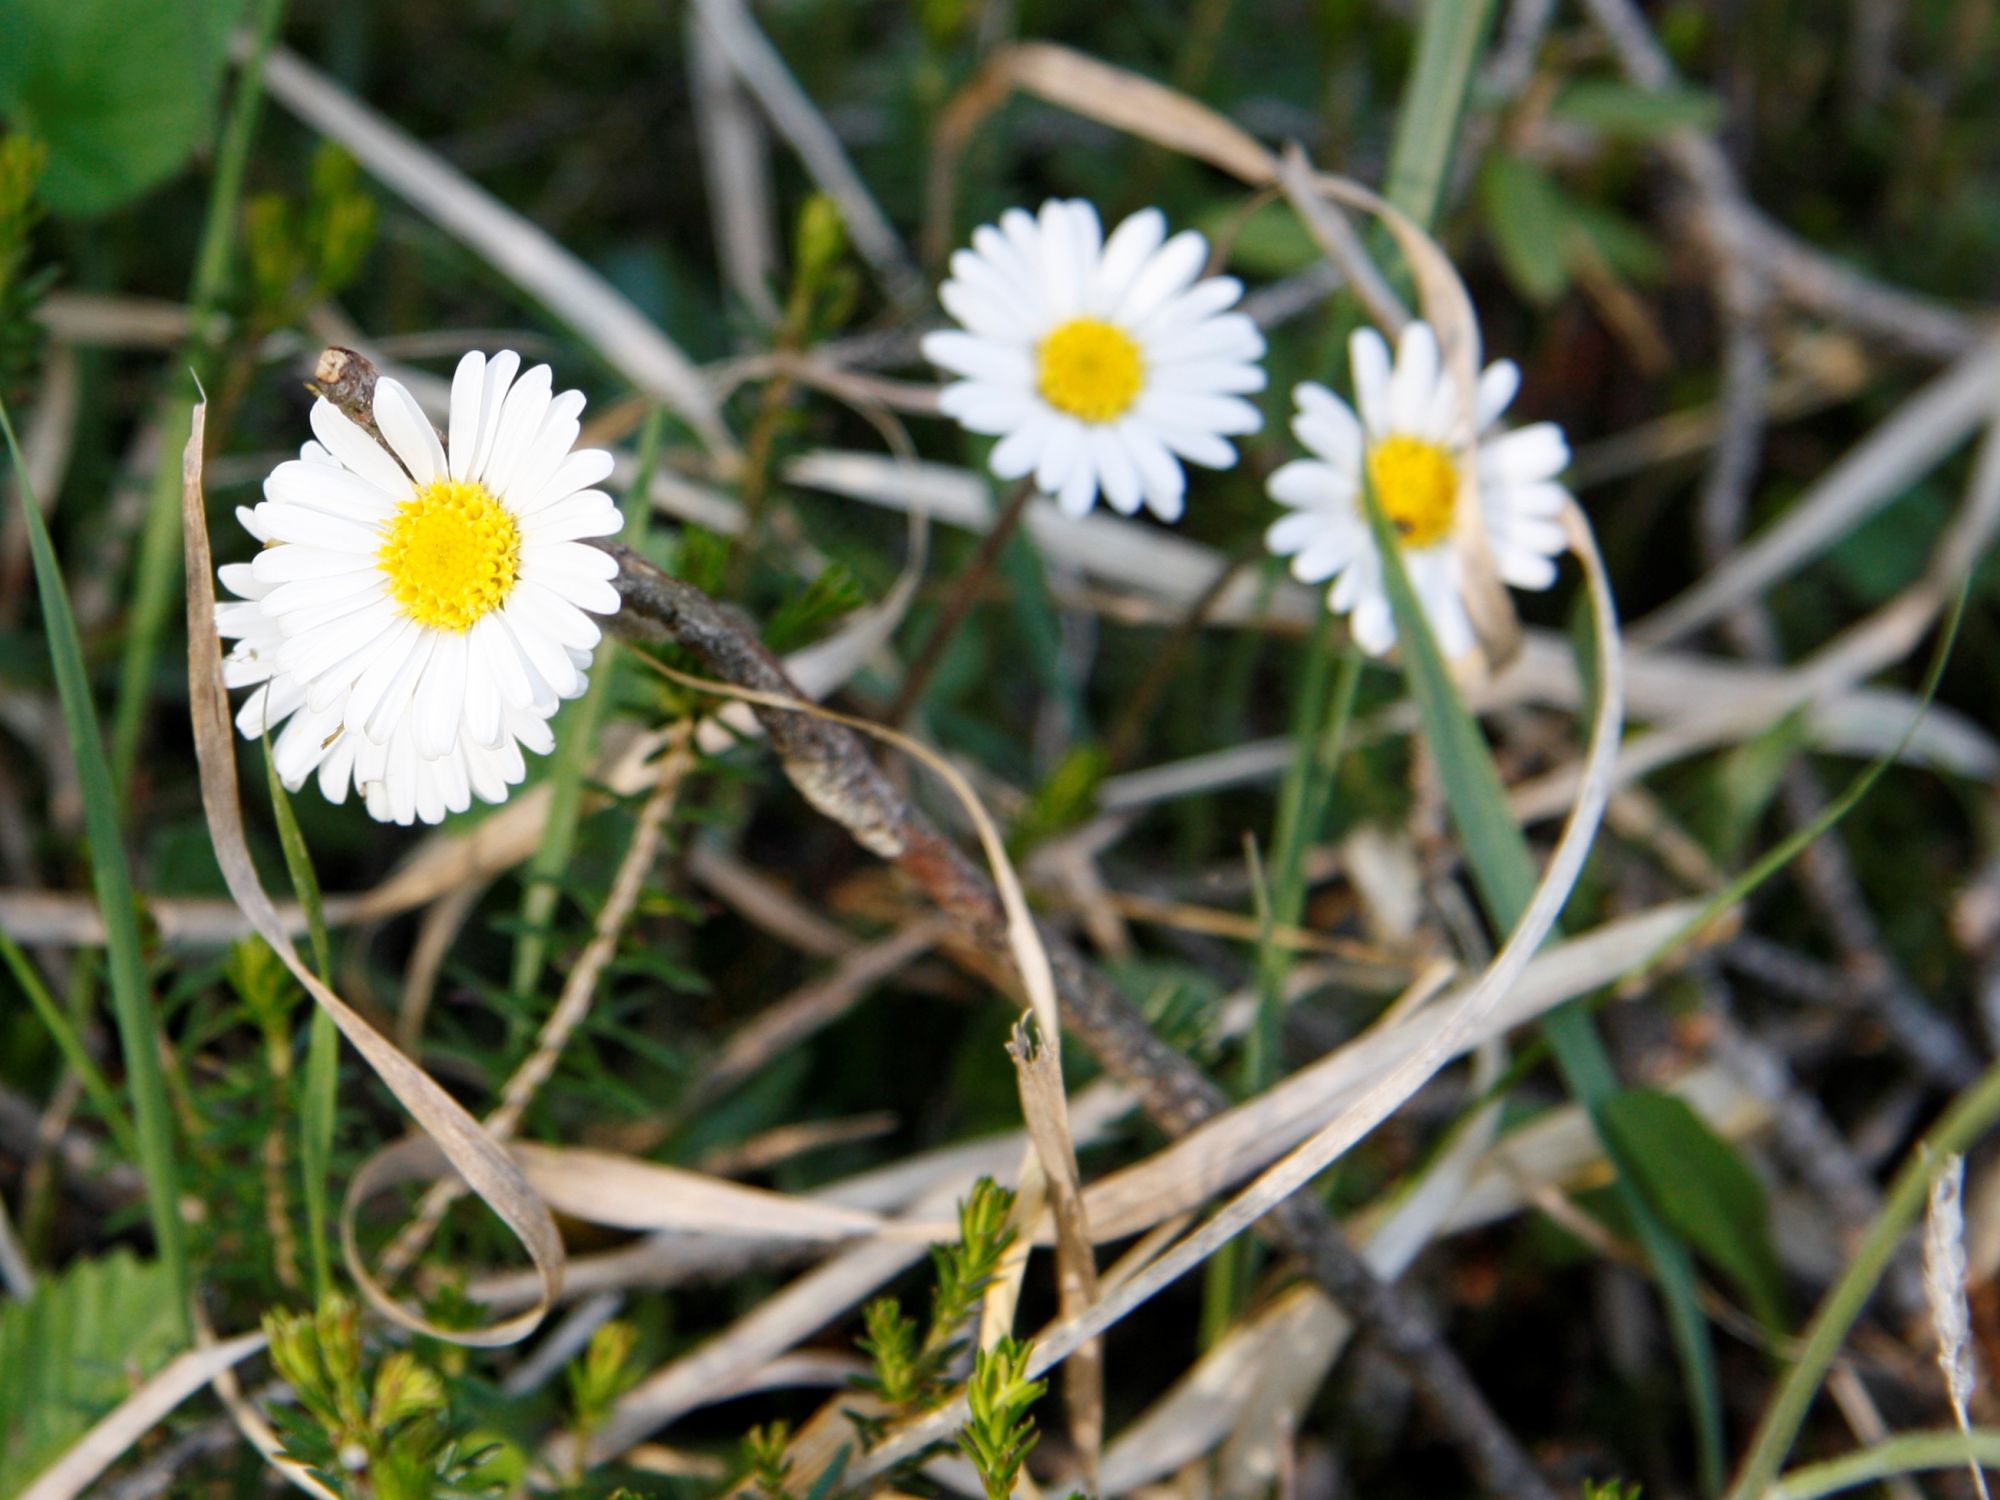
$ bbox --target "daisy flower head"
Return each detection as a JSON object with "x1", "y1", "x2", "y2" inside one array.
[
  {"x1": 922, "y1": 198, "x2": 1267, "y2": 522},
  {"x1": 217, "y1": 350, "x2": 626, "y2": 825},
  {"x1": 1264, "y1": 320, "x2": 1572, "y2": 658}
]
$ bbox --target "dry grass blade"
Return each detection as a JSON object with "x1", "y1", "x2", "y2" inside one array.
[
  {"x1": 1924, "y1": 1153, "x2": 1990, "y2": 1500},
  {"x1": 16, "y1": 1333, "x2": 266, "y2": 1500},
  {"x1": 345, "y1": 1134, "x2": 891, "y2": 1243},
  {"x1": 1005, "y1": 42, "x2": 1275, "y2": 181},
  {"x1": 257, "y1": 49, "x2": 736, "y2": 461},
  {"x1": 1010, "y1": 1018, "x2": 1103, "y2": 1485},
  {"x1": 179, "y1": 400, "x2": 565, "y2": 1346},
  {"x1": 690, "y1": 0, "x2": 920, "y2": 303},
  {"x1": 1077, "y1": 903, "x2": 1692, "y2": 1240},
  {"x1": 1271, "y1": 145, "x2": 1409, "y2": 335},
  {"x1": 687, "y1": 1, "x2": 781, "y2": 325},
  {"x1": 1632, "y1": 337, "x2": 2000, "y2": 650}
]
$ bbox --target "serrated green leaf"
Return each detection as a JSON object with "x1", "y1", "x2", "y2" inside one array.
[
  {"x1": 1481, "y1": 155, "x2": 1572, "y2": 306},
  {"x1": 0, "y1": 1251, "x2": 184, "y2": 1493},
  {"x1": 1600, "y1": 1088, "x2": 1789, "y2": 1333},
  {"x1": 0, "y1": 0, "x2": 242, "y2": 216},
  {"x1": 1551, "y1": 79, "x2": 1723, "y2": 140}
]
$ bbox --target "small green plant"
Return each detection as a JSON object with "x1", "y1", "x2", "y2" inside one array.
[
  {"x1": 1583, "y1": 1480, "x2": 1642, "y2": 1500},
  {"x1": 856, "y1": 1178, "x2": 1018, "y2": 1409},
  {"x1": 241, "y1": 145, "x2": 378, "y2": 331},
  {"x1": 956, "y1": 1337, "x2": 1045, "y2": 1500},
  {"x1": 566, "y1": 1320, "x2": 641, "y2": 1451},
  {"x1": 263, "y1": 1294, "x2": 500, "y2": 1500},
  {"x1": 741, "y1": 1420, "x2": 796, "y2": 1500}
]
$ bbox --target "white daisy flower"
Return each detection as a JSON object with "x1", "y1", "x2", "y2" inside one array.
[
  {"x1": 216, "y1": 490, "x2": 567, "y2": 827},
  {"x1": 922, "y1": 198, "x2": 1267, "y2": 522},
  {"x1": 1264, "y1": 321, "x2": 1572, "y2": 657},
  {"x1": 249, "y1": 350, "x2": 624, "y2": 763}
]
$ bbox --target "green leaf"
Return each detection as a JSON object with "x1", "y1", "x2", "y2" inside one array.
[
  {"x1": 0, "y1": 0, "x2": 241, "y2": 216},
  {"x1": 1551, "y1": 79, "x2": 1723, "y2": 140},
  {"x1": 0, "y1": 1251, "x2": 184, "y2": 1493},
  {"x1": 2, "y1": 396, "x2": 187, "y2": 1325},
  {"x1": 1382, "y1": 0, "x2": 1501, "y2": 228},
  {"x1": 1601, "y1": 1088, "x2": 1789, "y2": 1332},
  {"x1": 1481, "y1": 155, "x2": 1572, "y2": 306}
]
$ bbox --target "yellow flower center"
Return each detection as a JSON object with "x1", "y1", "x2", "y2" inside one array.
[
  {"x1": 1037, "y1": 318, "x2": 1144, "y2": 424},
  {"x1": 1367, "y1": 435, "x2": 1459, "y2": 550},
  {"x1": 377, "y1": 478, "x2": 521, "y2": 633}
]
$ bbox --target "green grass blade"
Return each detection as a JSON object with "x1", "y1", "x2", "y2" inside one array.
[
  {"x1": 1383, "y1": 0, "x2": 1501, "y2": 226},
  {"x1": 2, "y1": 396, "x2": 188, "y2": 1331},
  {"x1": 262, "y1": 743, "x2": 336, "y2": 1299},
  {"x1": 1361, "y1": 485, "x2": 1725, "y2": 1493},
  {"x1": 107, "y1": 0, "x2": 290, "y2": 798},
  {"x1": 508, "y1": 406, "x2": 667, "y2": 1001},
  {"x1": 1770, "y1": 1428, "x2": 2000, "y2": 1499}
]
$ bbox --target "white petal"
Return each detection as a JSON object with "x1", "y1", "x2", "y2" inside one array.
[
  {"x1": 942, "y1": 280, "x2": 1027, "y2": 342},
  {"x1": 1056, "y1": 454, "x2": 1098, "y2": 517},
  {"x1": 373, "y1": 378, "x2": 446, "y2": 486},
  {"x1": 519, "y1": 556, "x2": 621, "y2": 615},
  {"x1": 1349, "y1": 328, "x2": 1393, "y2": 436},
  {"x1": 506, "y1": 395, "x2": 589, "y2": 511},
  {"x1": 484, "y1": 364, "x2": 555, "y2": 501},
  {"x1": 1267, "y1": 458, "x2": 1352, "y2": 511},
  {"x1": 1115, "y1": 230, "x2": 1207, "y2": 326},
  {"x1": 500, "y1": 599, "x2": 583, "y2": 698},
  {"x1": 1092, "y1": 208, "x2": 1166, "y2": 308},
  {"x1": 521, "y1": 493, "x2": 623, "y2": 542},
  {"x1": 277, "y1": 598, "x2": 401, "y2": 683},
  {"x1": 310, "y1": 400, "x2": 414, "y2": 496},
  {"x1": 1121, "y1": 423, "x2": 1186, "y2": 520},
  {"x1": 448, "y1": 350, "x2": 487, "y2": 480},
  {"x1": 1483, "y1": 422, "x2": 1570, "y2": 485},
  {"x1": 264, "y1": 460, "x2": 398, "y2": 523},
  {"x1": 359, "y1": 629, "x2": 438, "y2": 745},
  {"x1": 462, "y1": 628, "x2": 504, "y2": 750},
  {"x1": 1265, "y1": 509, "x2": 1325, "y2": 556},
  {"x1": 1387, "y1": 322, "x2": 1441, "y2": 435},
  {"x1": 1091, "y1": 428, "x2": 1141, "y2": 515},
  {"x1": 522, "y1": 448, "x2": 617, "y2": 516},
  {"x1": 1349, "y1": 591, "x2": 1396, "y2": 656},
  {"x1": 333, "y1": 617, "x2": 421, "y2": 735},
  {"x1": 923, "y1": 330, "x2": 1033, "y2": 385},
  {"x1": 939, "y1": 382, "x2": 1035, "y2": 436},
  {"x1": 414, "y1": 632, "x2": 468, "y2": 759},
  {"x1": 471, "y1": 612, "x2": 536, "y2": 712},
  {"x1": 471, "y1": 350, "x2": 523, "y2": 483},
  {"x1": 1034, "y1": 418, "x2": 1085, "y2": 494},
  {"x1": 990, "y1": 415, "x2": 1052, "y2": 481},
  {"x1": 1137, "y1": 389, "x2": 1262, "y2": 437},
  {"x1": 1476, "y1": 359, "x2": 1521, "y2": 432},
  {"x1": 1155, "y1": 424, "x2": 1237, "y2": 470}
]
